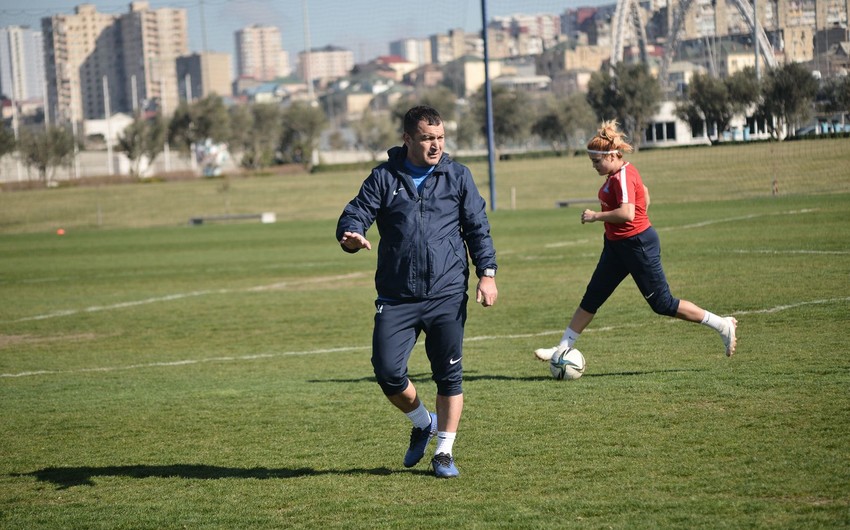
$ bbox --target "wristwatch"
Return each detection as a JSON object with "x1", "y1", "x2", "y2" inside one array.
[{"x1": 481, "y1": 268, "x2": 496, "y2": 278}]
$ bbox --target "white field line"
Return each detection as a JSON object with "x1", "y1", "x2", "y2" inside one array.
[
  {"x1": 656, "y1": 208, "x2": 817, "y2": 232},
  {"x1": 0, "y1": 346, "x2": 373, "y2": 378},
  {"x1": 2, "y1": 298, "x2": 847, "y2": 379},
  {"x1": 544, "y1": 238, "x2": 593, "y2": 249},
  {"x1": 733, "y1": 249, "x2": 850, "y2": 256},
  {"x1": 7, "y1": 272, "x2": 368, "y2": 324},
  {"x1": 731, "y1": 296, "x2": 850, "y2": 315},
  {"x1": 5, "y1": 209, "x2": 821, "y2": 324}
]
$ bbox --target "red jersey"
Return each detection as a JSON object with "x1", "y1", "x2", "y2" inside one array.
[{"x1": 598, "y1": 162, "x2": 651, "y2": 240}]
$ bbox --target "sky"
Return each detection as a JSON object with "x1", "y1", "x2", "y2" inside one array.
[{"x1": 0, "y1": 0, "x2": 606, "y2": 63}]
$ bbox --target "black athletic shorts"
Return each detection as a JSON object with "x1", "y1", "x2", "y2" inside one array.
[{"x1": 371, "y1": 292, "x2": 468, "y2": 397}]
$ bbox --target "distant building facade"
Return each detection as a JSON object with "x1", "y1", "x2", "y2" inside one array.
[
  {"x1": 235, "y1": 25, "x2": 289, "y2": 81},
  {"x1": 177, "y1": 52, "x2": 232, "y2": 101},
  {"x1": 119, "y1": 1, "x2": 188, "y2": 116},
  {"x1": 298, "y1": 45, "x2": 354, "y2": 86},
  {"x1": 41, "y1": 1, "x2": 187, "y2": 124},
  {"x1": 0, "y1": 26, "x2": 45, "y2": 104},
  {"x1": 389, "y1": 38, "x2": 433, "y2": 65}
]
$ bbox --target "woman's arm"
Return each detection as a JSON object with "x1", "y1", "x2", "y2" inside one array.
[{"x1": 581, "y1": 202, "x2": 635, "y2": 224}]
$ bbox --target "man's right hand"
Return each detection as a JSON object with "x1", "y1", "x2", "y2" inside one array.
[{"x1": 340, "y1": 231, "x2": 372, "y2": 251}]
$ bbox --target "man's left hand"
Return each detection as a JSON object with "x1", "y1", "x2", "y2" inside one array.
[{"x1": 476, "y1": 277, "x2": 498, "y2": 307}]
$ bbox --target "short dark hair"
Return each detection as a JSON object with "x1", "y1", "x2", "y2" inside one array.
[{"x1": 403, "y1": 106, "x2": 442, "y2": 136}]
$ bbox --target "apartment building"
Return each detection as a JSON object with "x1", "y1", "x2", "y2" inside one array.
[
  {"x1": 119, "y1": 1, "x2": 188, "y2": 116},
  {"x1": 297, "y1": 45, "x2": 354, "y2": 86},
  {"x1": 0, "y1": 26, "x2": 45, "y2": 104},
  {"x1": 41, "y1": 2, "x2": 187, "y2": 124},
  {"x1": 177, "y1": 52, "x2": 233, "y2": 100},
  {"x1": 389, "y1": 38, "x2": 433, "y2": 66},
  {"x1": 429, "y1": 29, "x2": 470, "y2": 64},
  {"x1": 42, "y1": 4, "x2": 120, "y2": 123},
  {"x1": 235, "y1": 25, "x2": 288, "y2": 81}
]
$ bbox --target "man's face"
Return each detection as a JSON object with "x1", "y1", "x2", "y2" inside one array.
[{"x1": 404, "y1": 120, "x2": 445, "y2": 167}]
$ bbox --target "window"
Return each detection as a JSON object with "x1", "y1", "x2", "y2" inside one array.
[
  {"x1": 746, "y1": 116, "x2": 767, "y2": 135},
  {"x1": 645, "y1": 122, "x2": 677, "y2": 142},
  {"x1": 692, "y1": 119, "x2": 706, "y2": 138}
]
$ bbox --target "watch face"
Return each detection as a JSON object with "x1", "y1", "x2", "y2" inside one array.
[{"x1": 484, "y1": 268, "x2": 496, "y2": 277}]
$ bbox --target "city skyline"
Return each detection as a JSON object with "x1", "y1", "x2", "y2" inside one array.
[{"x1": 0, "y1": 0, "x2": 604, "y2": 63}]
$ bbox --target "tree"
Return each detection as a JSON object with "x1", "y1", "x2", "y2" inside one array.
[
  {"x1": 0, "y1": 126, "x2": 16, "y2": 159},
  {"x1": 726, "y1": 67, "x2": 761, "y2": 116},
  {"x1": 327, "y1": 129, "x2": 349, "y2": 150},
  {"x1": 236, "y1": 103, "x2": 282, "y2": 169},
  {"x1": 675, "y1": 73, "x2": 733, "y2": 140},
  {"x1": 18, "y1": 126, "x2": 75, "y2": 182},
  {"x1": 532, "y1": 93, "x2": 596, "y2": 155},
  {"x1": 192, "y1": 95, "x2": 231, "y2": 143},
  {"x1": 392, "y1": 86, "x2": 458, "y2": 123},
  {"x1": 168, "y1": 95, "x2": 231, "y2": 155},
  {"x1": 352, "y1": 106, "x2": 397, "y2": 160},
  {"x1": 757, "y1": 63, "x2": 819, "y2": 139},
  {"x1": 117, "y1": 113, "x2": 166, "y2": 178},
  {"x1": 675, "y1": 67, "x2": 761, "y2": 142},
  {"x1": 226, "y1": 103, "x2": 252, "y2": 162},
  {"x1": 280, "y1": 101, "x2": 328, "y2": 169},
  {"x1": 815, "y1": 75, "x2": 850, "y2": 120},
  {"x1": 837, "y1": 77, "x2": 850, "y2": 113},
  {"x1": 469, "y1": 84, "x2": 534, "y2": 150},
  {"x1": 453, "y1": 109, "x2": 482, "y2": 150},
  {"x1": 587, "y1": 63, "x2": 661, "y2": 148},
  {"x1": 168, "y1": 100, "x2": 196, "y2": 155}
]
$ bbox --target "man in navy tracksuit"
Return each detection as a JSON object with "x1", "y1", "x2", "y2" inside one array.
[{"x1": 337, "y1": 106, "x2": 498, "y2": 478}]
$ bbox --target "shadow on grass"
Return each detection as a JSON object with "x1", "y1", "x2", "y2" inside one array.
[
  {"x1": 15, "y1": 464, "x2": 426, "y2": 490},
  {"x1": 313, "y1": 368, "x2": 703, "y2": 384}
]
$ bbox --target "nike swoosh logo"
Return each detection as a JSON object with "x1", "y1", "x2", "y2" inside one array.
[
  {"x1": 449, "y1": 357, "x2": 462, "y2": 365},
  {"x1": 393, "y1": 188, "x2": 403, "y2": 196},
  {"x1": 644, "y1": 292, "x2": 655, "y2": 300}
]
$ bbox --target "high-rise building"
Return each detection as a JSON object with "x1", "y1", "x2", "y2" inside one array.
[
  {"x1": 42, "y1": 4, "x2": 120, "y2": 123},
  {"x1": 0, "y1": 26, "x2": 45, "y2": 103},
  {"x1": 235, "y1": 25, "x2": 286, "y2": 81},
  {"x1": 297, "y1": 45, "x2": 354, "y2": 85},
  {"x1": 120, "y1": 1, "x2": 188, "y2": 116},
  {"x1": 41, "y1": 2, "x2": 187, "y2": 124},
  {"x1": 177, "y1": 52, "x2": 233, "y2": 100},
  {"x1": 429, "y1": 29, "x2": 471, "y2": 64},
  {"x1": 389, "y1": 38, "x2": 433, "y2": 66}
]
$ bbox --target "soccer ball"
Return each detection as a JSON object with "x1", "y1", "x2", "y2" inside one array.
[{"x1": 549, "y1": 348, "x2": 586, "y2": 380}]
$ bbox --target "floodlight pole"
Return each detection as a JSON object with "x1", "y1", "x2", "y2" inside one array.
[{"x1": 481, "y1": 0, "x2": 497, "y2": 211}]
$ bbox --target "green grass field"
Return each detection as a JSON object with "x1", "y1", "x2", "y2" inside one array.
[{"x1": 2, "y1": 140, "x2": 849, "y2": 528}]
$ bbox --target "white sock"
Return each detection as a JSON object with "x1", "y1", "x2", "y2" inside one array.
[
  {"x1": 700, "y1": 311, "x2": 725, "y2": 332},
  {"x1": 435, "y1": 431, "x2": 456, "y2": 455},
  {"x1": 405, "y1": 403, "x2": 432, "y2": 430},
  {"x1": 560, "y1": 328, "x2": 580, "y2": 349}
]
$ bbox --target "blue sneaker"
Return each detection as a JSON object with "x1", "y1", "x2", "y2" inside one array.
[
  {"x1": 403, "y1": 412, "x2": 436, "y2": 468},
  {"x1": 431, "y1": 452, "x2": 459, "y2": 478}
]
